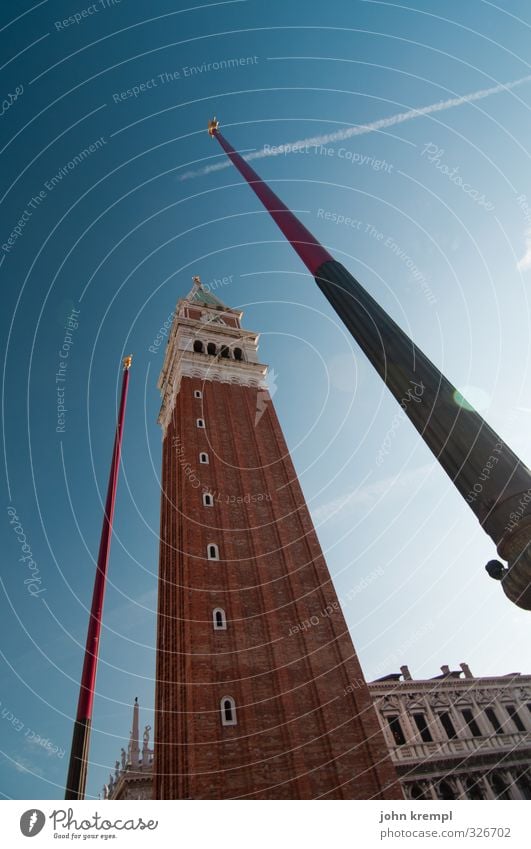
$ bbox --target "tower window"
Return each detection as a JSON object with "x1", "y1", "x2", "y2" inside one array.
[
  {"x1": 386, "y1": 715, "x2": 406, "y2": 746},
  {"x1": 234, "y1": 347, "x2": 243, "y2": 361},
  {"x1": 196, "y1": 418, "x2": 205, "y2": 429},
  {"x1": 207, "y1": 342, "x2": 216, "y2": 356},
  {"x1": 485, "y1": 707, "x2": 503, "y2": 734},
  {"x1": 461, "y1": 708, "x2": 482, "y2": 737},
  {"x1": 193, "y1": 340, "x2": 204, "y2": 353},
  {"x1": 506, "y1": 704, "x2": 525, "y2": 732},
  {"x1": 213, "y1": 608, "x2": 227, "y2": 630},
  {"x1": 412, "y1": 713, "x2": 432, "y2": 743},
  {"x1": 203, "y1": 493, "x2": 214, "y2": 507},
  {"x1": 220, "y1": 345, "x2": 230, "y2": 358},
  {"x1": 221, "y1": 696, "x2": 237, "y2": 726},
  {"x1": 194, "y1": 390, "x2": 202, "y2": 399},
  {"x1": 207, "y1": 543, "x2": 219, "y2": 561},
  {"x1": 438, "y1": 711, "x2": 457, "y2": 739},
  {"x1": 199, "y1": 452, "x2": 209, "y2": 464}
]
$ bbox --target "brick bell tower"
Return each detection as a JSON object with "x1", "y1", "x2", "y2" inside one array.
[{"x1": 153, "y1": 276, "x2": 401, "y2": 799}]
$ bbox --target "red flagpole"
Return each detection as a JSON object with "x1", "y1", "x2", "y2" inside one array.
[
  {"x1": 208, "y1": 117, "x2": 332, "y2": 274},
  {"x1": 208, "y1": 117, "x2": 531, "y2": 610},
  {"x1": 65, "y1": 356, "x2": 132, "y2": 799}
]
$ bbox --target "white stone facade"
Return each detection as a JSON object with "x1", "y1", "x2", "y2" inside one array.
[
  {"x1": 157, "y1": 281, "x2": 268, "y2": 436},
  {"x1": 368, "y1": 662, "x2": 531, "y2": 800}
]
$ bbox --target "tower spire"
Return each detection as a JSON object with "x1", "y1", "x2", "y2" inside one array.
[
  {"x1": 209, "y1": 118, "x2": 531, "y2": 610},
  {"x1": 130, "y1": 697, "x2": 140, "y2": 768}
]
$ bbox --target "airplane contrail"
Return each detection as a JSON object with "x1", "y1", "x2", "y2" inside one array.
[{"x1": 178, "y1": 74, "x2": 531, "y2": 181}]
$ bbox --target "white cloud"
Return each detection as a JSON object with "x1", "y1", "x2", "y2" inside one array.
[
  {"x1": 311, "y1": 463, "x2": 434, "y2": 525},
  {"x1": 179, "y1": 75, "x2": 531, "y2": 181},
  {"x1": 517, "y1": 229, "x2": 531, "y2": 271}
]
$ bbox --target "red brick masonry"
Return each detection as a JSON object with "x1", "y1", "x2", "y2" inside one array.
[{"x1": 154, "y1": 377, "x2": 402, "y2": 799}]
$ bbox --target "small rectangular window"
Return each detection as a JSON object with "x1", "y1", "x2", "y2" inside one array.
[
  {"x1": 194, "y1": 390, "x2": 202, "y2": 399},
  {"x1": 412, "y1": 713, "x2": 432, "y2": 743},
  {"x1": 199, "y1": 452, "x2": 209, "y2": 464},
  {"x1": 506, "y1": 704, "x2": 525, "y2": 732},
  {"x1": 461, "y1": 708, "x2": 482, "y2": 737},
  {"x1": 196, "y1": 418, "x2": 205, "y2": 429},
  {"x1": 203, "y1": 493, "x2": 213, "y2": 507},
  {"x1": 386, "y1": 715, "x2": 406, "y2": 746}
]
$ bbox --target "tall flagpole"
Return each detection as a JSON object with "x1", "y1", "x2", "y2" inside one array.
[
  {"x1": 208, "y1": 117, "x2": 531, "y2": 611},
  {"x1": 65, "y1": 355, "x2": 132, "y2": 800}
]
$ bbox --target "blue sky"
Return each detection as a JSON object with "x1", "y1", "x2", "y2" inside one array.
[{"x1": 1, "y1": 0, "x2": 531, "y2": 800}]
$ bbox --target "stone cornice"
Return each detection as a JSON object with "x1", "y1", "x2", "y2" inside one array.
[{"x1": 369, "y1": 674, "x2": 530, "y2": 692}]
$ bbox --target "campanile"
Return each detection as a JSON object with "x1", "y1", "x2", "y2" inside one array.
[{"x1": 153, "y1": 277, "x2": 401, "y2": 799}]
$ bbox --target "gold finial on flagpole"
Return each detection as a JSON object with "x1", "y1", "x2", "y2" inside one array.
[
  {"x1": 123, "y1": 355, "x2": 133, "y2": 370},
  {"x1": 208, "y1": 117, "x2": 219, "y2": 137}
]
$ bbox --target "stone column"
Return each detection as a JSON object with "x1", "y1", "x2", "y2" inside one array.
[
  {"x1": 480, "y1": 776, "x2": 496, "y2": 799},
  {"x1": 502, "y1": 770, "x2": 525, "y2": 800}
]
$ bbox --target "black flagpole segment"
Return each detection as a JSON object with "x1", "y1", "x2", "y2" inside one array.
[{"x1": 209, "y1": 118, "x2": 531, "y2": 610}]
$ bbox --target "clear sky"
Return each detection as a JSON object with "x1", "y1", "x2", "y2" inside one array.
[{"x1": 1, "y1": 0, "x2": 531, "y2": 800}]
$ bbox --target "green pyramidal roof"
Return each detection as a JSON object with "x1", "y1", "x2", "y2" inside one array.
[{"x1": 190, "y1": 286, "x2": 229, "y2": 310}]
